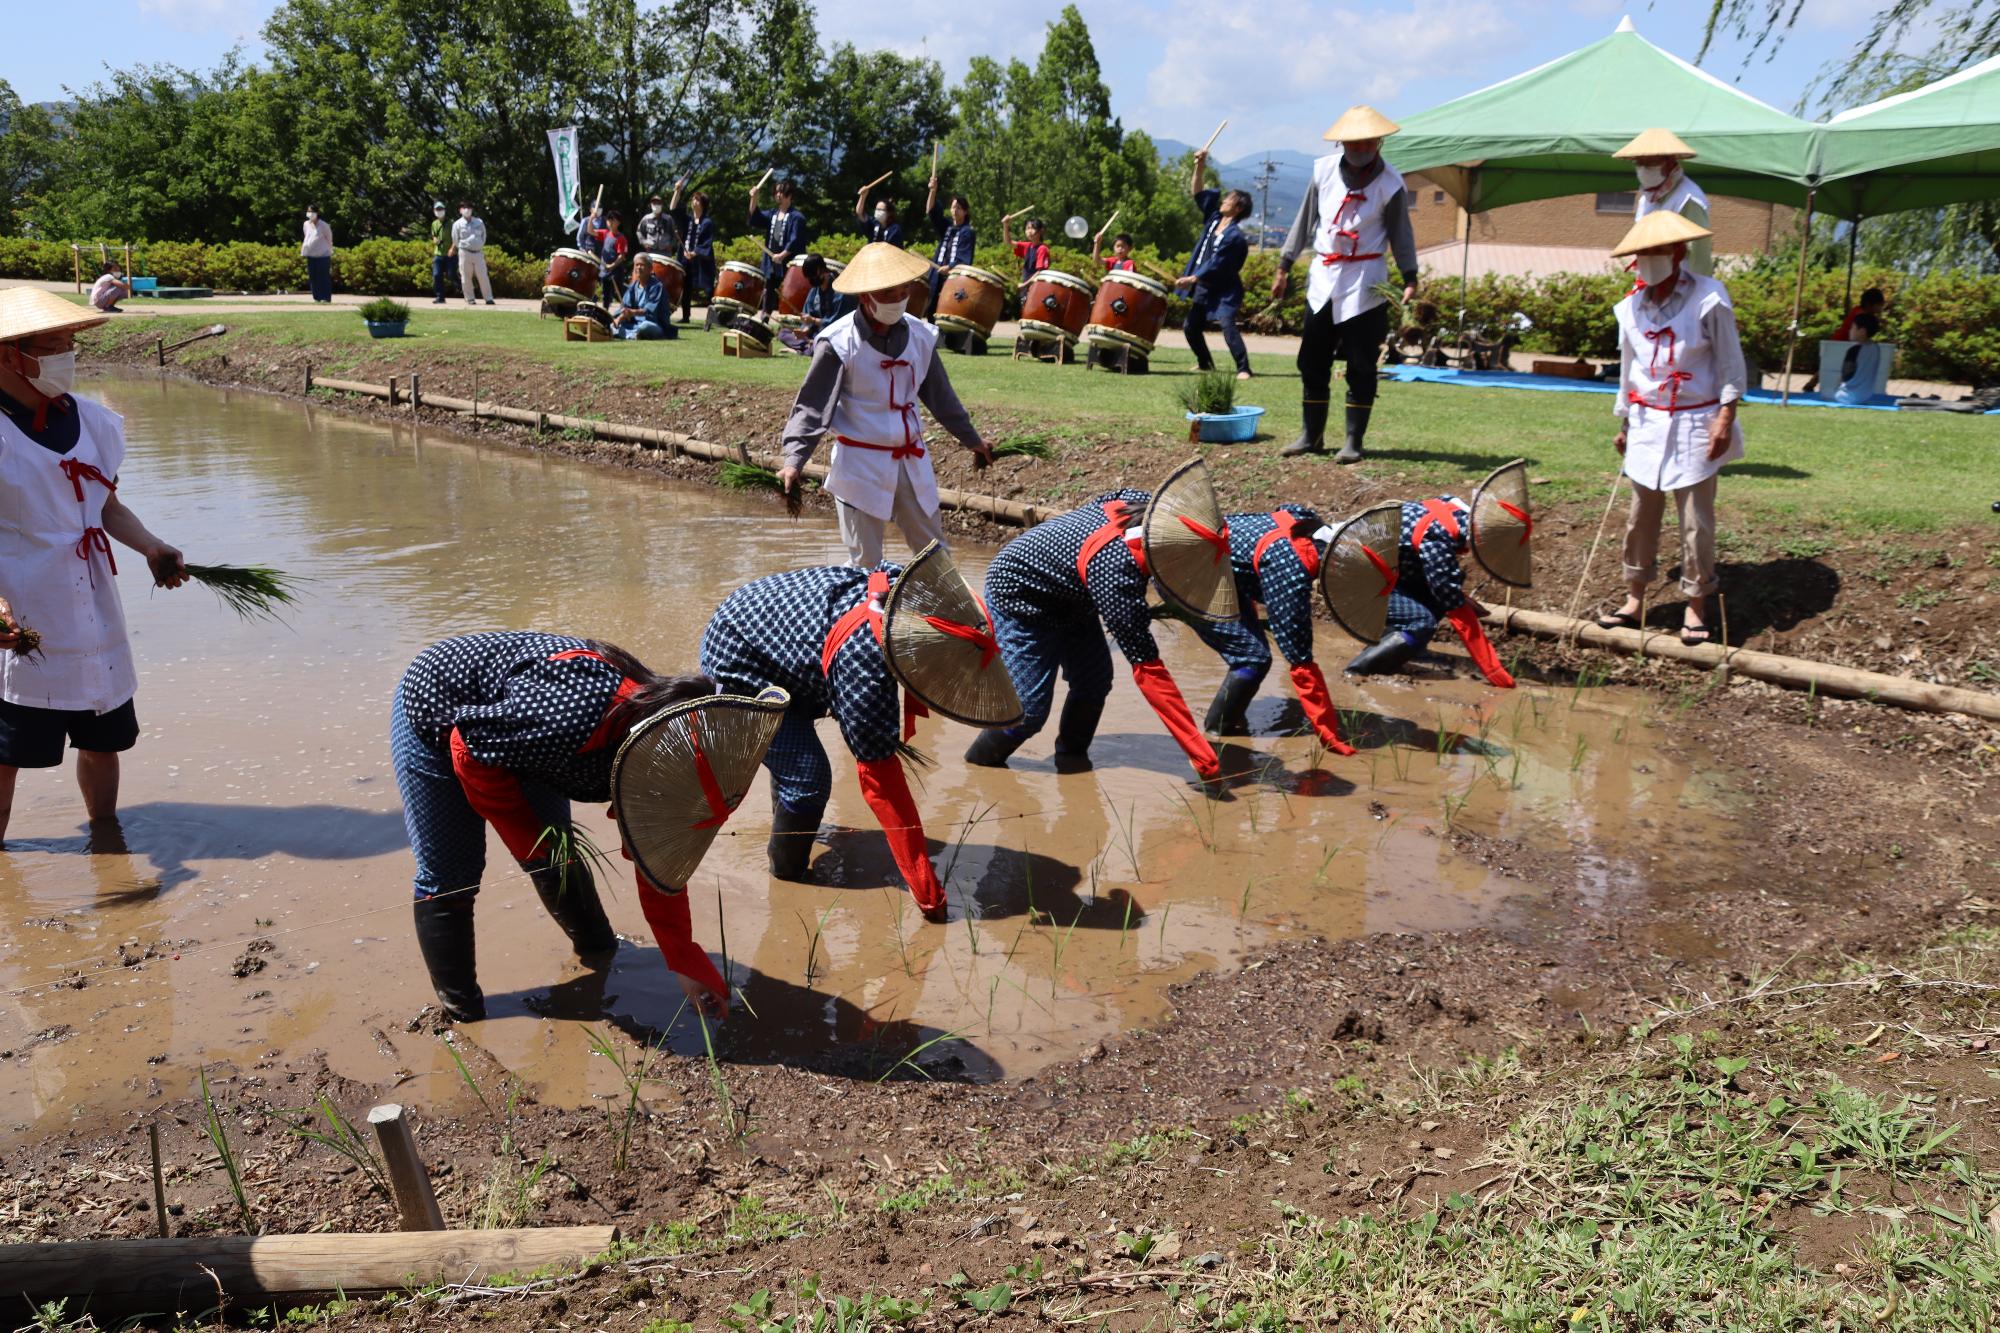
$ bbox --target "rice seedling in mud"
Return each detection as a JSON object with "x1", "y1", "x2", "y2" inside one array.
[
  {"x1": 531, "y1": 821, "x2": 619, "y2": 897},
  {"x1": 874, "y1": 1027, "x2": 970, "y2": 1083},
  {"x1": 1156, "y1": 900, "x2": 1172, "y2": 953},
  {"x1": 1570, "y1": 734, "x2": 1591, "y2": 773},
  {"x1": 279, "y1": 1092, "x2": 390, "y2": 1198},
  {"x1": 798, "y1": 902, "x2": 837, "y2": 986},
  {"x1": 696, "y1": 1010, "x2": 745, "y2": 1143},
  {"x1": 1048, "y1": 907, "x2": 1086, "y2": 996},
  {"x1": 583, "y1": 1027, "x2": 658, "y2": 1175},
  {"x1": 198, "y1": 1067, "x2": 257, "y2": 1233},
  {"x1": 1103, "y1": 795, "x2": 1143, "y2": 880},
  {"x1": 717, "y1": 460, "x2": 807, "y2": 518},
  {"x1": 2, "y1": 611, "x2": 43, "y2": 660},
  {"x1": 476, "y1": 1150, "x2": 554, "y2": 1230},
  {"x1": 939, "y1": 801, "x2": 996, "y2": 894},
  {"x1": 179, "y1": 563, "x2": 307, "y2": 622},
  {"x1": 1170, "y1": 788, "x2": 1218, "y2": 852},
  {"x1": 987, "y1": 432, "x2": 1059, "y2": 461},
  {"x1": 1314, "y1": 840, "x2": 1349, "y2": 884}
]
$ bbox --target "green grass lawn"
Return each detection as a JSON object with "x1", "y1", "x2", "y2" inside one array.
[{"x1": 94, "y1": 307, "x2": 1998, "y2": 537}]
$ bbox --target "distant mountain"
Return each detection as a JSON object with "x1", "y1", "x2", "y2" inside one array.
[{"x1": 1149, "y1": 138, "x2": 1321, "y2": 243}]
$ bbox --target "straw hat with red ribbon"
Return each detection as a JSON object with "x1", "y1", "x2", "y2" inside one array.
[
  {"x1": 1142, "y1": 458, "x2": 1239, "y2": 624},
  {"x1": 882, "y1": 542, "x2": 1023, "y2": 729},
  {"x1": 1469, "y1": 459, "x2": 1534, "y2": 588},
  {"x1": 612, "y1": 686, "x2": 791, "y2": 891}
]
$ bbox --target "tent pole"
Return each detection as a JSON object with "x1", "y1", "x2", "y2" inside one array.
[
  {"x1": 1843, "y1": 217, "x2": 1860, "y2": 310},
  {"x1": 1779, "y1": 189, "x2": 1816, "y2": 407},
  {"x1": 1456, "y1": 194, "x2": 1471, "y2": 362}
]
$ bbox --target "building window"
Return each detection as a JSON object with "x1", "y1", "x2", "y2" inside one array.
[
  {"x1": 1405, "y1": 187, "x2": 1417, "y2": 206},
  {"x1": 1432, "y1": 189, "x2": 1445, "y2": 204},
  {"x1": 1596, "y1": 192, "x2": 1636, "y2": 214}
]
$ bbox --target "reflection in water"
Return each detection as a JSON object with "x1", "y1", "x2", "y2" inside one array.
[{"x1": 0, "y1": 375, "x2": 1739, "y2": 1135}]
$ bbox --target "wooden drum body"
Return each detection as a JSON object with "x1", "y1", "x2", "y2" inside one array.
[
  {"x1": 1017, "y1": 269, "x2": 1095, "y2": 344},
  {"x1": 712, "y1": 261, "x2": 766, "y2": 314},
  {"x1": 778, "y1": 256, "x2": 845, "y2": 316},
  {"x1": 543, "y1": 248, "x2": 599, "y2": 305},
  {"x1": 1084, "y1": 271, "x2": 1170, "y2": 354},
  {"x1": 633, "y1": 253, "x2": 685, "y2": 309},
  {"x1": 902, "y1": 274, "x2": 932, "y2": 320},
  {"x1": 934, "y1": 265, "x2": 1007, "y2": 338}
]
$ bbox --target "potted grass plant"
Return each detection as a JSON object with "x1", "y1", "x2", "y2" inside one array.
[
  {"x1": 1176, "y1": 369, "x2": 1265, "y2": 443},
  {"x1": 360, "y1": 297, "x2": 412, "y2": 339}
]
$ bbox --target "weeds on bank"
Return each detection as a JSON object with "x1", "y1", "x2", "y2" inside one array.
[
  {"x1": 198, "y1": 1066, "x2": 257, "y2": 1233},
  {"x1": 277, "y1": 1092, "x2": 390, "y2": 1198},
  {"x1": 583, "y1": 1027, "x2": 661, "y2": 1174}
]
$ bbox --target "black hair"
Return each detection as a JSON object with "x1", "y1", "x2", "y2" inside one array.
[
  {"x1": 605, "y1": 209, "x2": 623, "y2": 225},
  {"x1": 948, "y1": 194, "x2": 970, "y2": 214},
  {"x1": 1112, "y1": 233, "x2": 1132, "y2": 248},
  {"x1": 648, "y1": 194, "x2": 663, "y2": 204},
  {"x1": 582, "y1": 639, "x2": 713, "y2": 738},
  {"x1": 1025, "y1": 217, "x2": 1045, "y2": 235},
  {"x1": 1852, "y1": 311, "x2": 1882, "y2": 336},
  {"x1": 802, "y1": 253, "x2": 826, "y2": 281},
  {"x1": 458, "y1": 201, "x2": 474, "y2": 210},
  {"x1": 774, "y1": 180, "x2": 795, "y2": 196},
  {"x1": 306, "y1": 203, "x2": 321, "y2": 213},
  {"x1": 1861, "y1": 287, "x2": 1886, "y2": 307},
  {"x1": 1222, "y1": 189, "x2": 1254, "y2": 217},
  {"x1": 100, "y1": 261, "x2": 120, "y2": 274},
  {"x1": 690, "y1": 191, "x2": 708, "y2": 210}
]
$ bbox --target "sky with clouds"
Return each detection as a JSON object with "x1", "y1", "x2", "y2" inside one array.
[{"x1": 9, "y1": 0, "x2": 1890, "y2": 155}]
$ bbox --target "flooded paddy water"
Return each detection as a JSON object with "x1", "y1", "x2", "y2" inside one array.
[{"x1": 0, "y1": 375, "x2": 1741, "y2": 1140}]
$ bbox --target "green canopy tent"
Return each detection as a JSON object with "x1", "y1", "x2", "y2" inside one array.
[
  {"x1": 1384, "y1": 16, "x2": 1820, "y2": 214},
  {"x1": 1817, "y1": 52, "x2": 2000, "y2": 218}
]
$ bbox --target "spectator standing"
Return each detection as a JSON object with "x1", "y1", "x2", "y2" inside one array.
[
  {"x1": 452, "y1": 202, "x2": 495, "y2": 306},
  {"x1": 1616, "y1": 129, "x2": 1712, "y2": 277},
  {"x1": 429, "y1": 202, "x2": 455, "y2": 304},
  {"x1": 300, "y1": 205, "x2": 334, "y2": 303},
  {"x1": 88, "y1": 264, "x2": 130, "y2": 313},
  {"x1": 635, "y1": 184, "x2": 681, "y2": 259}
]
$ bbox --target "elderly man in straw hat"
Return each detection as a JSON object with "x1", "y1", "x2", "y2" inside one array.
[
  {"x1": 1271, "y1": 105, "x2": 1418, "y2": 463},
  {"x1": 778, "y1": 241, "x2": 992, "y2": 568},
  {"x1": 1615, "y1": 128, "x2": 1712, "y2": 277},
  {"x1": 1597, "y1": 210, "x2": 1745, "y2": 646},
  {"x1": 0, "y1": 288, "x2": 187, "y2": 846}
]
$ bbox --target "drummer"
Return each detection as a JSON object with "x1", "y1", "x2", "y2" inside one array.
[
  {"x1": 676, "y1": 190, "x2": 714, "y2": 325},
  {"x1": 611, "y1": 255, "x2": 673, "y2": 340},
  {"x1": 1001, "y1": 212, "x2": 1051, "y2": 281},
  {"x1": 1189, "y1": 506, "x2": 1354, "y2": 753},
  {"x1": 777, "y1": 243, "x2": 992, "y2": 568},
  {"x1": 924, "y1": 176, "x2": 976, "y2": 317},
  {"x1": 1272, "y1": 105, "x2": 1418, "y2": 463},
  {"x1": 748, "y1": 179, "x2": 806, "y2": 314},
  {"x1": 1093, "y1": 231, "x2": 1136, "y2": 273},
  {"x1": 592, "y1": 209, "x2": 632, "y2": 304},
  {"x1": 777, "y1": 254, "x2": 853, "y2": 353},
  {"x1": 1178, "y1": 151, "x2": 1252, "y2": 380},
  {"x1": 855, "y1": 183, "x2": 904, "y2": 247}
]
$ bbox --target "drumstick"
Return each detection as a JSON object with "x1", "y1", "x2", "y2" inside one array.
[
  {"x1": 931, "y1": 142, "x2": 940, "y2": 176},
  {"x1": 1096, "y1": 208, "x2": 1121, "y2": 238},
  {"x1": 592, "y1": 183, "x2": 604, "y2": 211},
  {"x1": 753, "y1": 167, "x2": 774, "y2": 194},
  {"x1": 1199, "y1": 119, "x2": 1228, "y2": 156},
  {"x1": 861, "y1": 170, "x2": 894, "y2": 192}
]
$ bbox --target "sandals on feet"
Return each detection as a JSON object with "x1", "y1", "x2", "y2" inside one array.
[
  {"x1": 1596, "y1": 610, "x2": 1641, "y2": 630},
  {"x1": 1679, "y1": 625, "x2": 1712, "y2": 645}
]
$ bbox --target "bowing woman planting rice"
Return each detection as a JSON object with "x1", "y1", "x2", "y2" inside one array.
[{"x1": 392, "y1": 632, "x2": 784, "y2": 1022}]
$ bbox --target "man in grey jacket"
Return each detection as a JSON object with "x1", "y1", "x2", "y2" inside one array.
[{"x1": 450, "y1": 202, "x2": 495, "y2": 306}]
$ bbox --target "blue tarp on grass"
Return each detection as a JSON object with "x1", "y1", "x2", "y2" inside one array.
[{"x1": 1381, "y1": 364, "x2": 1904, "y2": 411}]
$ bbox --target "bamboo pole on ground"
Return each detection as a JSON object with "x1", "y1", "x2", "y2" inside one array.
[
  {"x1": 366, "y1": 1104, "x2": 444, "y2": 1232},
  {"x1": 1486, "y1": 605, "x2": 2000, "y2": 723},
  {"x1": 0, "y1": 1227, "x2": 620, "y2": 1322}
]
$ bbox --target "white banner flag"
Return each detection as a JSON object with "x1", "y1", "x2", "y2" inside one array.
[{"x1": 547, "y1": 127, "x2": 582, "y2": 227}]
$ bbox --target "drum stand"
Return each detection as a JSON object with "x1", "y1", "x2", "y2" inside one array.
[
  {"x1": 1013, "y1": 336, "x2": 1076, "y2": 365},
  {"x1": 940, "y1": 328, "x2": 988, "y2": 356},
  {"x1": 1086, "y1": 341, "x2": 1149, "y2": 375}
]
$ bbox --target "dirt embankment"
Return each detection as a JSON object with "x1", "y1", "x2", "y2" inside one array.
[{"x1": 82, "y1": 320, "x2": 2000, "y2": 721}]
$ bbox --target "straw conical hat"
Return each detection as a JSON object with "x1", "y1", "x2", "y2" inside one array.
[
  {"x1": 833, "y1": 242, "x2": 933, "y2": 295},
  {"x1": 611, "y1": 686, "x2": 791, "y2": 891},
  {"x1": 882, "y1": 542, "x2": 1023, "y2": 728},
  {"x1": 1469, "y1": 459, "x2": 1533, "y2": 589},
  {"x1": 1319, "y1": 503, "x2": 1404, "y2": 643},
  {"x1": 1613, "y1": 128, "x2": 1698, "y2": 160},
  {"x1": 1323, "y1": 105, "x2": 1401, "y2": 142},
  {"x1": 1610, "y1": 209, "x2": 1713, "y2": 256},
  {"x1": 1142, "y1": 458, "x2": 1238, "y2": 624},
  {"x1": 0, "y1": 287, "x2": 109, "y2": 343}
]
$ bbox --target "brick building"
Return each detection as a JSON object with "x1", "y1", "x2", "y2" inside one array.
[{"x1": 1403, "y1": 173, "x2": 1795, "y2": 277}]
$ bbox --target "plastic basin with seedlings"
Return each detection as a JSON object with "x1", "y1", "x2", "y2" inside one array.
[
  {"x1": 1184, "y1": 405, "x2": 1265, "y2": 443},
  {"x1": 359, "y1": 297, "x2": 411, "y2": 339}
]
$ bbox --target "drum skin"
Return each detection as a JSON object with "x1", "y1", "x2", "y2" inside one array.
[
  {"x1": 934, "y1": 265, "x2": 1007, "y2": 337},
  {"x1": 544, "y1": 248, "x2": 598, "y2": 303},
  {"x1": 1020, "y1": 270, "x2": 1094, "y2": 341},
  {"x1": 715, "y1": 261, "x2": 766, "y2": 311},
  {"x1": 1084, "y1": 271, "x2": 1169, "y2": 352},
  {"x1": 734, "y1": 316, "x2": 775, "y2": 348}
]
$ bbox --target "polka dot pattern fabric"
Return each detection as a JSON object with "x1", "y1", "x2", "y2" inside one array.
[
  {"x1": 983, "y1": 489, "x2": 1160, "y2": 667},
  {"x1": 1387, "y1": 499, "x2": 1469, "y2": 642},
  {"x1": 698, "y1": 565, "x2": 906, "y2": 772},
  {"x1": 1189, "y1": 505, "x2": 1324, "y2": 672},
  {"x1": 396, "y1": 631, "x2": 626, "y2": 803}
]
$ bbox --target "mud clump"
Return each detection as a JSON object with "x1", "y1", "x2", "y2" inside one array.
[{"x1": 232, "y1": 938, "x2": 276, "y2": 978}]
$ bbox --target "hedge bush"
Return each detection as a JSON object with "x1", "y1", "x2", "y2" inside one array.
[{"x1": 6, "y1": 233, "x2": 1995, "y2": 382}]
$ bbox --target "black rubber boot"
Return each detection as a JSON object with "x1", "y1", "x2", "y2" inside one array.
[
  {"x1": 964, "y1": 727, "x2": 1028, "y2": 768},
  {"x1": 1052, "y1": 691, "x2": 1106, "y2": 771},
  {"x1": 1282, "y1": 400, "x2": 1329, "y2": 457},
  {"x1": 412, "y1": 894, "x2": 485, "y2": 1022},
  {"x1": 1204, "y1": 669, "x2": 1264, "y2": 736},
  {"x1": 1345, "y1": 632, "x2": 1421, "y2": 676},
  {"x1": 1334, "y1": 405, "x2": 1370, "y2": 464},
  {"x1": 525, "y1": 853, "x2": 618, "y2": 963},
  {"x1": 768, "y1": 802, "x2": 821, "y2": 881}
]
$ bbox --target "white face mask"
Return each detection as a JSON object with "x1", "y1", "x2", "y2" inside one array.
[
  {"x1": 16, "y1": 349, "x2": 76, "y2": 397},
  {"x1": 864, "y1": 296, "x2": 908, "y2": 323},
  {"x1": 1635, "y1": 164, "x2": 1669, "y2": 190},
  {"x1": 1635, "y1": 253, "x2": 1677, "y2": 286},
  {"x1": 460, "y1": 209, "x2": 473, "y2": 219},
  {"x1": 651, "y1": 204, "x2": 664, "y2": 214},
  {"x1": 306, "y1": 211, "x2": 317, "y2": 221},
  {"x1": 875, "y1": 208, "x2": 890, "y2": 223}
]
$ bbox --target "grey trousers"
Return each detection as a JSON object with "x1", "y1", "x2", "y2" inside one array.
[
  {"x1": 834, "y1": 466, "x2": 949, "y2": 569},
  {"x1": 1621, "y1": 474, "x2": 1719, "y2": 598}
]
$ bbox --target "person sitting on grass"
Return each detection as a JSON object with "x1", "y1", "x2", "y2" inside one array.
[
  {"x1": 612, "y1": 255, "x2": 672, "y2": 340},
  {"x1": 779, "y1": 254, "x2": 854, "y2": 354},
  {"x1": 88, "y1": 264, "x2": 131, "y2": 313}
]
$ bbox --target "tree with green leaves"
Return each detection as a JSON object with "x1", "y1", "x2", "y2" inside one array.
[
  {"x1": 815, "y1": 45, "x2": 951, "y2": 224},
  {"x1": 1698, "y1": 2, "x2": 1998, "y2": 104},
  {"x1": 0, "y1": 80, "x2": 58, "y2": 237}
]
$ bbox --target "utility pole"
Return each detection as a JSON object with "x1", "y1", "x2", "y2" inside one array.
[{"x1": 1251, "y1": 153, "x2": 1280, "y2": 251}]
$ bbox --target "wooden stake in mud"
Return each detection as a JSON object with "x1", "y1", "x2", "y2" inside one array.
[
  {"x1": 1563, "y1": 470, "x2": 1625, "y2": 640},
  {"x1": 366, "y1": 1104, "x2": 444, "y2": 1232},
  {"x1": 408, "y1": 373, "x2": 421, "y2": 416},
  {"x1": 154, "y1": 338, "x2": 164, "y2": 368},
  {"x1": 471, "y1": 369, "x2": 479, "y2": 422},
  {"x1": 303, "y1": 362, "x2": 313, "y2": 393},
  {"x1": 147, "y1": 1123, "x2": 169, "y2": 1239},
  {"x1": 387, "y1": 376, "x2": 398, "y2": 407}
]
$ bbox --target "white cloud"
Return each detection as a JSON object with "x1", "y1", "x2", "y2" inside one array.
[
  {"x1": 811, "y1": 0, "x2": 1044, "y2": 77},
  {"x1": 1136, "y1": 0, "x2": 1513, "y2": 150},
  {"x1": 135, "y1": 0, "x2": 267, "y2": 37}
]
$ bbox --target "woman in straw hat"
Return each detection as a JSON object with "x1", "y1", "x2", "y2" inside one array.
[
  {"x1": 0, "y1": 287, "x2": 188, "y2": 847},
  {"x1": 1598, "y1": 210, "x2": 1746, "y2": 646},
  {"x1": 699, "y1": 551, "x2": 1019, "y2": 921},
  {"x1": 778, "y1": 241, "x2": 993, "y2": 568},
  {"x1": 1187, "y1": 505, "x2": 1356, "y2": 753},
  {"x1": 390, "y1": 632, "x2": 725, "y2": 1022},
  {"x1": 1271, "y1": 105, "x2": 1419, "y2": 463},
  {"x1": 1614, "y1": 128, "x2": 1712, "y2": 277}
]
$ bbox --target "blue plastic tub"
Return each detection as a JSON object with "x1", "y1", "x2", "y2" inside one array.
[
  {"x1": 1184, "y1": 406, "x2": 1265, "y2": 443},
  {"x1": 364, "y1": 320, "x2": 408, "y2": 339}
]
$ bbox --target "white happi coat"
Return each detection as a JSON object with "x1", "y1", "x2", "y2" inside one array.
[
  {"x1": 1634, "y1": 170, "x2": 1714, "y2": 275},
  {"x1": 0, "y1": 397, "x2": 138, "y2": 712},
  {"x1": 1614, "y1": 272, "x2": 1744, "y2": 492},
  {"x1": 819, "y1": 312, "x2": 942, "y2": 522},
  {"x1": 1305, "y1": 151, "x2": 1405, "y2": 323}
]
